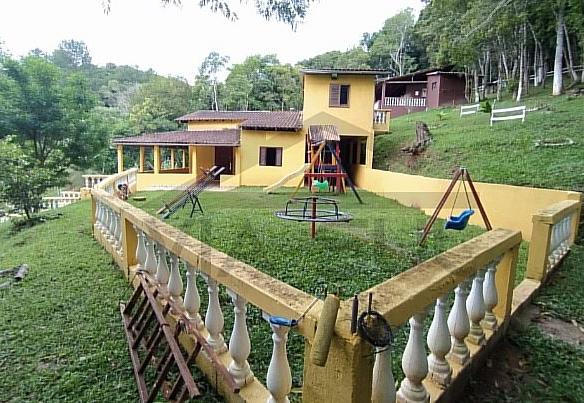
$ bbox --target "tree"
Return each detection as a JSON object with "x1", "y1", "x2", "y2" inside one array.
[
  {"x1": 367, "y1": 8, "x2": 418, "y2": 75},
  {"x1": 128, "y1": 76, "x2": 192, "y2": 132},
  {"x1": 0, "y1": 138, "x2": 66, "y2": 220},
  {"x1": 104, "y1": 0, "x2": 315, "y2": 28},
  {"x1": 197, "y1": 52, "x2": 229, "y2": 111},
  {"x1": 0, "y1": 55, "x2": 99, "y2": 167},
  {"x1": 51, "y1": 39, "x2": 92, "y2": 69}
]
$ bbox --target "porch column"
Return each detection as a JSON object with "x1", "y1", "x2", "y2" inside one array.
[
  {"x1": 153, "y1": 145, "x2": 160, "y2": 174},
  {"x1": 182, "y1": 148, "x2": 186, "y2": 168},
  {"x1": 366, "y1": 136, "x2": 374, "y2": 169},
  {"x1": 170, "y1": 148, "x2": 175, "y2": 169},
  {"x1": 381, "y1": 82, "x2": 386, "y2": 108},
  {"x1": 139, "y1": 146, "x2": 145, "y2": 173},
  {"x1": 117, "y1": 145, "x2": 124, "y2": 173},
  {"x1": 189, "y1": 145, "x2": 196, "y2": 175}
]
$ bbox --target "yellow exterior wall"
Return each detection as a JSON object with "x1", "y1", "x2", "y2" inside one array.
[
  {"x1": 195, "y1": 146, "x2": 215, "y2": 176},
  {"x1": 302, "y1": 73, "x2": 376, "y2": 168},
  {"x1": 136, "y1": 173, "x2": 196, "y2": 191},
  {"x1": 352, "y1": 166, "x2": 582, "y2": 241},
  {"x1": 187, "y1": 121, "x2": 241, "y2": 130},
  {"x1": 238, "y1": 130, "x2": 305, "y2": 187},
  {"x1": 302, "y1": 74, "x2": 375, "y2": 136}
]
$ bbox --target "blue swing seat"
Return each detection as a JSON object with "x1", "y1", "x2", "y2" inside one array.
[{"x1": 445, "y1": 209, "x2": 475, "y2": 230}]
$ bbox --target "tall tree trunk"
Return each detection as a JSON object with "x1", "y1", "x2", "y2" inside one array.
[
  {"x1": 212, "y1": 81, "x2": 219, "y2": 111},
  {"x1": 516, "y1": 37, "x2": 524, "y2": 102},
  {"x1": 473, "y1": 68, "x2": 480, "y2": 103},
  {"x1": 497, "y1": 54, "x2": 502, "y2": 101},
  {"x1": 563, "y1": 24, "x2": 579, "y2": 82},
  {"x1": 553, "y1": 6, "x2": 565, "y2": 96}
]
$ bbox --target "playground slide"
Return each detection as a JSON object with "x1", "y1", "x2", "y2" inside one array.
[{"x1": 263, "y1": 163, "x2": 310, "y2": 194}]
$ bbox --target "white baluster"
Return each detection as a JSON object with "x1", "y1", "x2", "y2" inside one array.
[
  {"x1": 184, "y1": 265, "x2": 203, "y2": 329},
  {"x1": 397, "y1": 312, "x2": 429, "y2": 403},
  {"x1": 95, "y1": 202, "x2": 102, "y2": 230},
  {"x1": 482, "y1": 259, "x2": 500, "y2": 330},
  {"x1": 427, "y1": 295, "x2": 452, "y2": 386},
  {"x1": 447, "y1": 280, "x2": 471, "y2": 365},
  {"x1": 560, "y1": 217, "x2": 570, "y2": 254},
  {"x1": 167, "y1": 254, "x2": 183, "y2": 303},
  {"x1": 467, "y1": 269, "x2": 486, "y2": 345},
  {"x1": 143, "y1": 235, "x2": 157, "y2": 275},
  {"x1": 115, "y1": 213, "x2": 123, "y2": 253},
  {"x1": 134, "y1": 228, "x2": 147, "y2": 270},
  {"x1": 103, "y1": 207, "x2": 110, "y2": 236},
  {"x1": 227, "y1": 289, "x2": 254, "y2": 387},
  {"x1": 263, "y1": 312, "x2": 292, "y2": 403},
  {"x1": 155, "y1": 243, "x2": 170, "y2": 286},
  {"x1": 202, "y1": 274, "x2": 227, "y2": 353},
  {"x1": 550, "y1": 223, "x2": 561, "y2": 265},
  {"x1": 372, "y1": 346, "x2": 396, "y2": 403}
]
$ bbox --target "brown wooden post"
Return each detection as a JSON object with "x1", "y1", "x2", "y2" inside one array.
[
  {"x1": 419, "y1": 168, "x2": 463, "y2": 244},
  {"x1": 525, "y1": 216, "x2": 552, "y2": 282}
]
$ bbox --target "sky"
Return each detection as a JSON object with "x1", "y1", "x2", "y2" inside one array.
[{"x1": 0, "y1": 0, "x2": 423, "y2": 82}]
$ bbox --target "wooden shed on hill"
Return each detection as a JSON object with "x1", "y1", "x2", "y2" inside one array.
[{"x1": 375, "y1": 67, "x2": 469, "y2": 117}]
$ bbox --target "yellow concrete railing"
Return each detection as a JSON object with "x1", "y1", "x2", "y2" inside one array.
[
  {"x1": 91, "y1": 186, "x2": 322, "y2": 402},
  {"x1": 526, "y1": 199, "x2": 581, "y2": 283},
  {"x1": 304, "y1": 229, "x2": 521, "y2": 402},
  {"x1": 352, "y1": 166, "x2": 581, "y2": 241},
  {"x1": 89, "y1": 171, "x2": 579, "y2": 403},
  {"x1": 96, "y1": 168, "x2": 138, "y2": 194}
]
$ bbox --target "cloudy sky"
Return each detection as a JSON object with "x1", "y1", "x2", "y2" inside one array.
[{"x1": 0, "y1": 0, "x2": 423, "y2": 81}]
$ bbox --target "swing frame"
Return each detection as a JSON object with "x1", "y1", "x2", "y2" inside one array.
[{"x1": 419, "y1": 167, "x2": 492, "y2": 245}]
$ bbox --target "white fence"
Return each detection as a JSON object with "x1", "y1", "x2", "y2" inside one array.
[
  {"x1": 490, "y1": 106, "x2": 526, "y2": 126},
  {"x1": 373, "y1": 109, "x2": 389, "y2": 125},
  {"x1": 83, "y1": 174, "x2": 110, "y2": 189},
  {"x1": 460, "y1": 103, "x2": 480, "y2": 117},
  {"x1": 384, "y1": 97, "x2": 427, "y2": 108},
  {"x1": 41, "y1": 191, "x2": 81, "y2": 210}
]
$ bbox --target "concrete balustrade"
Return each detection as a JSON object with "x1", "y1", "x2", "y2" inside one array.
[
  {"x1": 526, "y1": 199, "x2": 581, "y2": 282},
  {"x1": 90, "y1": 169, "x2": 579, "y2": 403}
]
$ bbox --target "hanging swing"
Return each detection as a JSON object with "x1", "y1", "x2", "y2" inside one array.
[
  {"x1": 419, "y1": 167, "x2": 492, "y2": 245},
  {"x1": 312, "y1": 146, "x2": 329, "y2": 192},
  {"x1": 445, "y1": 175, "x2": 474, "y2": 230}
]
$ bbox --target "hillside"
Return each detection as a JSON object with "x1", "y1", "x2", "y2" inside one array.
[{"x1": 373, "y1": 87, "x2": 584, "y2": 192}]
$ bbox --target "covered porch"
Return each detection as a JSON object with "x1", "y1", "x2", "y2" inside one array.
[{"x1": 113, "y1": 129, "x2": 240, "y2": 191}]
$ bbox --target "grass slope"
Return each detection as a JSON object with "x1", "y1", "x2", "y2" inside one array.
[
  {"x1": 0, "y1": 203, "x2": 136, "y2": 402},
  {"x1": 374, "y1": 88, "x2": 584, "y2": 191},
  {"x1": 131, "y1": 187, "x2": 486, "y2": 298}
]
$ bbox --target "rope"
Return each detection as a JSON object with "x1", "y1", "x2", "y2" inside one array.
[{"x1": 450, "y1": 178, "x2": 463, "y2": 216}]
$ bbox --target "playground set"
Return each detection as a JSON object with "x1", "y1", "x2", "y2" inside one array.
[{"x1": 157, "y1": 166, "x2": 225, "y2": 219}]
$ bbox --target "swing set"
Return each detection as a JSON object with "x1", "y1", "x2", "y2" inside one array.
[{"x1": 419, "y1": 167, "x2": 492, "y2": 245}]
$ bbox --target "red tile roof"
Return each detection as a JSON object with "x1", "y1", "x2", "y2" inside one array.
[
  {"x1": 113, "y1": 129, "x2": 240, "y2": 146},
  {"x1": 175, "y1": 111, "x2": 303, "y2": 131},
  {"x1": 308, "y1": 125, "x2": 340, "y2": 144}
]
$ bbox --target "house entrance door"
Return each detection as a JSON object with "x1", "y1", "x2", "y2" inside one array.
[{"x1": 214, "y1": 147, "x2": 234, "y2": 174}]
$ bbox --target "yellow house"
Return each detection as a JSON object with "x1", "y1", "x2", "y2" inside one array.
[{"x1": 113, "y1": 68, "x2": 389, "y2": 191}]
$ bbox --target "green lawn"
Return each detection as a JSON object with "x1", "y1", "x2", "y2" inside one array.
[
  {"x1": 374, "y1": 87, "x2": 584, "y2": 192},
  {"x1": 130, "y1": 187, "x2": 486, "y2": 298},
  {"x1": 0, "y1": 203, "x2": 137, "y2": 402}
]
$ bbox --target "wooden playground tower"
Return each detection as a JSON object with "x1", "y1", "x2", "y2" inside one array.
[{"x1": 305, "y1": 125, "x2": 346, "y2": 193}]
